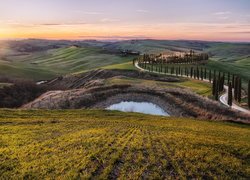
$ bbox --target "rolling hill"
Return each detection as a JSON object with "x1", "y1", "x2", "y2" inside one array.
[
  {"x1": 0, "y1": 39, "x2": 249, "y2": 83},
  {"x1": 0, "y1": 40, "x2": 135, "y2": 80}
]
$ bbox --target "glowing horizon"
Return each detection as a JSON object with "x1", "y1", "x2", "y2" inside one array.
[{"x1": 1, "y1": 0, "x2": 250, "y2": 42}]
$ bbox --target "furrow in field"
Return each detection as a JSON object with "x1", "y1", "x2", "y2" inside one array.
[
  {"x1": 34, "y1": 49, "x2": 83, "y2": 64},
  {"x1": 158, "y1": 135, "x2": 187, "y2": 178},
  {"x1": 78, "y1": 127, "x2": 136, "y2": 178}
]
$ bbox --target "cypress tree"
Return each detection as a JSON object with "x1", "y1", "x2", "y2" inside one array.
[
  {"x1": 209, "y1": 69, "x2": 212, "y2": 82},
  {"x1": 220, "y1": 74, "x2": 225, "y2": 92},
  {"x1": 248, "y1": 80, "x2": 250, "y2": 108},
  {"x1": 191, "y1": 67, "x2": 193, "y2": 78},
  {"x1": 201, "y1": 68, "x2": 203, "y2": 80},
  {"x1": 232, "y1": 75, "x2": 235, "y2": 88},
  {"x1": 213, "y1": 70, "x2": 216, "y2": 82},
  {"x1": 228, "y1": 82, "x2": 233, "y2": 106},
  {"x1": 212, "y1": 77, "x2": 216, "y2": 96},
  {"x1": 197, "y1": 66, "x2": 200, "y2": 80},
  {"x1": 227, "y1": 72, "x2": 230, "y2": 85},
  {"x1": 204, "y1": 68, "x2": 207, "y2": 80},
  {"x1": 215, "y1": 79, "x2": 219, "y2": 101},
  {"x1": 234, "y1": 76, "x2": 238, "y2": 100},
  {"x1": 238, "y1": 77, "x2": 242, "y2": 103}
]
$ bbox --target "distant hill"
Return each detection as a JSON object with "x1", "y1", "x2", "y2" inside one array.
[{"x1": 0, "y1": 39, "x2": 249, "y2": 81}]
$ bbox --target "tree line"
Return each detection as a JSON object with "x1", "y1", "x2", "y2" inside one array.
[
  {"x1": 136, "y1": 50, "x2": 209, "y2": 65},
  {"x1": 136, "y1": 60, "x2": 250, "y2": 109}
]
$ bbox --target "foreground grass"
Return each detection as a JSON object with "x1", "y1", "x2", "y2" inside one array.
[{"x1": 0, "y1": 109, "x2": 249, "y2": 179}]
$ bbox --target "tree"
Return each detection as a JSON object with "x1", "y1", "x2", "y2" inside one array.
[
  {"x1": 209, "y1": 69, "x2": 212, "y2": 82},
  {"x1": 237, "y1": 77, "x2": 242, "y2": 103},
  {"x1": 228, "y1": 82, "x2": 233, "y2": 107},
  {"x1": 219, "y1": 74, "x2": 225, "y2": 92},
  {"x1": 215, "y1": 79, "x2": 219, "y2": 101},
  {"x1": 191, "y1": 67, "x2": 193, "y2": 78},
  {"x1": 213, "y1": 70, "x2": 216, "y2": 82},
  {"x1": 227, "y1": 72, "x2": 230, "y2": 85},
  {"x1": 201, "y1": 68, "x2": 203, "y2": 80},
  {"x1": 232, "y1": 75, "x2": 235, "y2": 88},
  {"x1": 248, "y1": 80, "x2": 250, "y2": 108},
  {"x1": 197, "y1": 66, "x2": 200, "y2": 80},
  {"x1": 212, "y1": 77, "x2": 216, "y2": 96},
  {"x1": 234, "y1": 76, "x2": 239, "y2": 101}
]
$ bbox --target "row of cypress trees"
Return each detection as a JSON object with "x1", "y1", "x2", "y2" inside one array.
[
  {"x1": 137, "y1": 61, "x2": 249, "y2": 109},
  {"x1": 227, "y1": 76, "x2": 242, "y2": 107}
]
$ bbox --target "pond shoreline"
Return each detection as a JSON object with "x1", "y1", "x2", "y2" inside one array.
[
  {"x1": 106, "y1": 101, "x2": 169, "y2": 116},
  {"x1": 94, "y1": 93, "x2": 178, "y2": 116},
  {"x1": 22, "y1": 84, "x2": 250, "y2": 123}
]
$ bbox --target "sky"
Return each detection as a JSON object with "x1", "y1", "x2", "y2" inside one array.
[{"x1": 0, "y1": 0, "x2": 250, "y2": 41}]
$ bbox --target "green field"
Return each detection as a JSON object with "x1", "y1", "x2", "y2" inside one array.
[
  {"x1": 105, "y1": 76, "x2": 212, "y2": 97},
  {"x1": 102, "y1": 61, "x2": 136, "y2": 70},
  {"x1": 0, "y1": 109, "x2": 249, "y2": 179},
  {"x1": 0, "y1": 40, "x2": 249, "y2": 82},
  {"x1": 113, "y1": 40, "x2": 250, "y2": 86},
  {"x1": 0, "y1": 39, "x2": 250, "y2": 179},
  {"x1": 0, "y1": 46, "x2": 134, "y2": 80}
]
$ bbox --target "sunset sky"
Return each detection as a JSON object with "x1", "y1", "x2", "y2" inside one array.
[{"x1": 0, "y1": 0, "x2": 250, "y2": 41}]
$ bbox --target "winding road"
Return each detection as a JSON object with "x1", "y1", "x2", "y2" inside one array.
[{"x1": 135, "y1": 62, "x2": 250, "y2": 115}]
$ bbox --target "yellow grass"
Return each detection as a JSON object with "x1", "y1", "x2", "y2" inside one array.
[{"x1": 0, "y1": 109, "x2": 249, "y2": 179}]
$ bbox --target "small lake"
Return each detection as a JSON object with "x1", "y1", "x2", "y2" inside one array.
[{"x1": 107, "y1": 101, "x2": 169, "y2": 116}]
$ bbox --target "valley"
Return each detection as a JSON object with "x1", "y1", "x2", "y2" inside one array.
[{"x1": 0, "y1": 39, "x2": 250, "y2": 179}]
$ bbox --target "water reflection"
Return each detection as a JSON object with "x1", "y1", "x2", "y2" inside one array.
[{"x1": 107, "y1": 101, "x2": 169, "y2": 116}]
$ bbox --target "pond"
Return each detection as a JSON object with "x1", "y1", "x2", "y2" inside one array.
[{"x1": 106, "y1": 101, "x2": 169, "y2": 116}]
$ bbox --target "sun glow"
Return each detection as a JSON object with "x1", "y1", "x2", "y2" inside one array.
[{"x1": 0, "y1": 0, "x2": 249, "y2": 41}]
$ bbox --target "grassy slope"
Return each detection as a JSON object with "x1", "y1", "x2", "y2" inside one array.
[
  {"x1": 0, "y1": 40, "x2": 249, "y2": 82},
  {"x1": 109, "y1": 40, "x2": 250, "y2": 85},
  {"x1": 0, "y1": 40, "x2": 249, "y2": 179},
  {"x1": 105, "y1": 76, "x2": 212, "y2": 97},
  {"x1": 0, "y1": 46, "x2": 134, "y2": 80},
  {"x1": 0, "y1": 109, "x2": 249, "y2": 179},
  {"x1": 102, "y1": 61, "x2": 136, "y2": 70}
]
